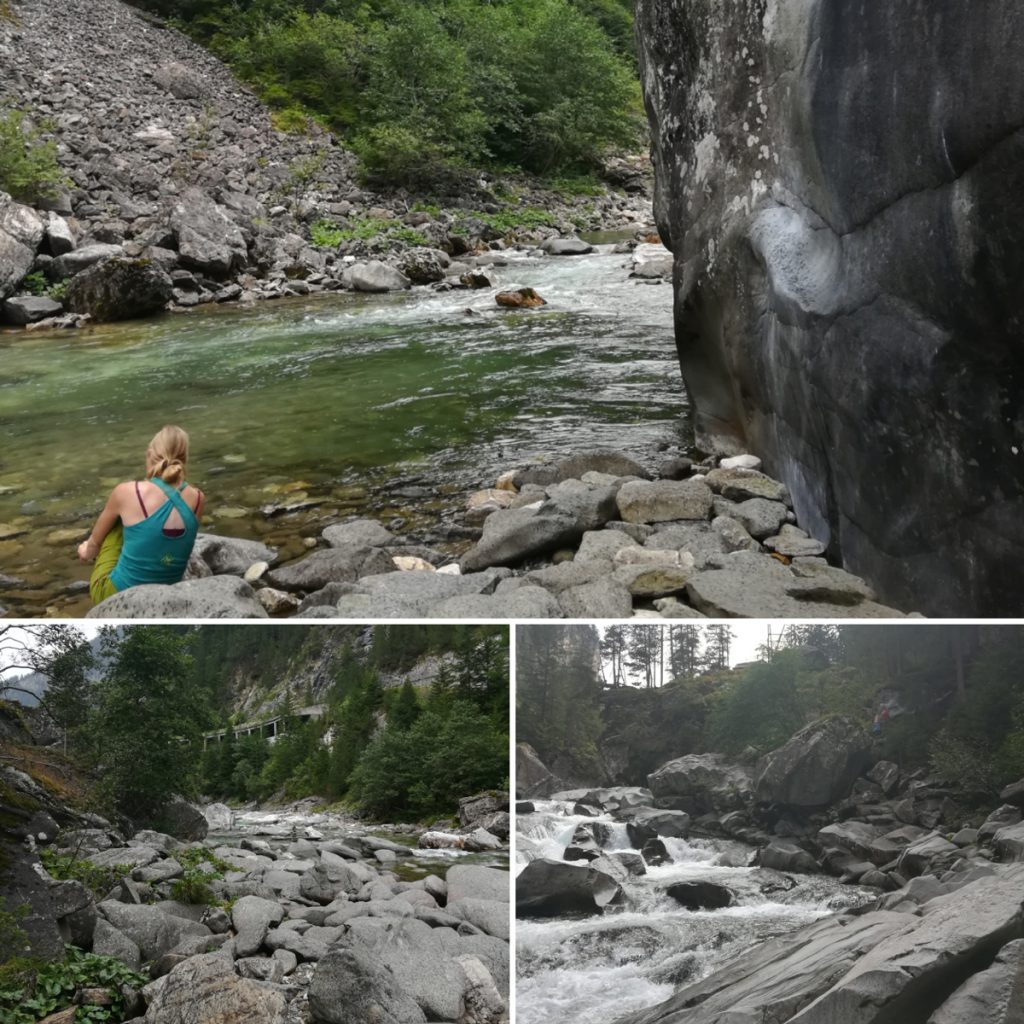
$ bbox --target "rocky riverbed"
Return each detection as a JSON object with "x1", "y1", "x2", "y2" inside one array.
[
  {"x1": 74, "y1": 449, "x2": 913, "y2": 620},
  {"x1": 515, "y1": 727, "x2": 1024, "y2": 1024},
  {"x1": 6, "y1": 769, "x2": 510, "y2": 1024}
]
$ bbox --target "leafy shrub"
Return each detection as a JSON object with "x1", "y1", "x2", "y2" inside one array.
[
  {"x1": 310, "y1": 219, "x2": 345, "y2": 248},
  {"x1": 0, "y1": 109, "x2": 67, "y2": 204},
  {"x1": 0, "y1": 946, "x2": 147, "y2": 1024}
]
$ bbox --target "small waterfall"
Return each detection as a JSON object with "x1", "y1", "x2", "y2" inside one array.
[{"x1": 516, "y1": 800, "x2": 875, "y2": 1024}]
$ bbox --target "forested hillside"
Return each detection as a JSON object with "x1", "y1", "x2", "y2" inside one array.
[
  {"x1": 518, "y1": 624, "x2": 1024, "y2": 798},
  {"x1": 126, "y1": 0, "x2": 642, "y2": 185},
  {"x1": 5, "y1": 623, "x2": 509, "y2": 827}
]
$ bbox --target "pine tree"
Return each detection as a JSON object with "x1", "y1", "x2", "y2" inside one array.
[{"x1": 390, "y1": 681, "x2": 421, "y2": 731}]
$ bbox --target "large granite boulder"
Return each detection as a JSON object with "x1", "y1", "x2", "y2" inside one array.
[
  {"x1": 64, "y1": 256, "x2": 173, "y2": 321},
  {"x1": 86, "y1": 576, "x2": 268, "y2": 619},
  {"x1": 614, "y1": 868, "x2": 1024, "y2": 1024},
  {"x1": 647, "y1": 753, "x2": 754, "y2": 813},
  {"x1": 516, "y1": 743, "x2": 562, "y2": 800},
  {"x1": 755, "y1": 716, "x2": 872, "y2": 809},
  {"x1": 634, "y1": 1, "x2": 1024, "y2": 615},
  {"x1": 143, "y1": 953, "x2": 286, "y2": 1024},
  {"x1": 515, "y1": 858, "x2": 621, "y2": 918}
]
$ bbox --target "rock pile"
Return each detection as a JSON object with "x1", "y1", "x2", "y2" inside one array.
[
  {"x1": 86, "y1": 449, "x2": 910, "y2": 619},
  {"x1": 25, "y1": 812, "x2": 509, "y2": 1023}
]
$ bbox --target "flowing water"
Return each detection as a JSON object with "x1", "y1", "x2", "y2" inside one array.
[
  {"x1": 516, "y1": 799, "x2": 874, "y2": 1024},
  {"x1": 0, "y1": 249, "x2": 683, "y2": 615}
]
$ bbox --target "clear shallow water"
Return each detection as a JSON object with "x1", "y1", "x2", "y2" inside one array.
[
  {"x1": 0, "y1": 250, "x2": 683, "y2": 614},
  {"x1": 516, "y1": 800, "x2": 873, "y2": 1024}
]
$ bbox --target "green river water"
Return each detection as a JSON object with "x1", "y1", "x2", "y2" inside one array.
[{"x1": 0, "y1": 249, "x2": 685, "y2": 616}]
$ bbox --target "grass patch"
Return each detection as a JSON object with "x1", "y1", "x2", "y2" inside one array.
[{"x1": 310, "y1": 215, "x2": 429, "y2": 248}]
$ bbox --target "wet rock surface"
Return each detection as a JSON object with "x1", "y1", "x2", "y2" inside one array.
[{"x1": 634, "y1": 0, "x2": 1024, "y2": 616}]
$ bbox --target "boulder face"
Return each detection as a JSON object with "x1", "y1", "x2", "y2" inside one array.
[
  {"x1": 647, "y1": 753, "x2": 754, "y2": 813},
  {"x1": 755, "y1": 716, "x2": 871, "y2": 809},
  {"x1": 64, "y1": 257, "x2": 173, "y2": 321},
  {"x1": 634, "y1": 2, "x2": 1024, "y2": 616}
]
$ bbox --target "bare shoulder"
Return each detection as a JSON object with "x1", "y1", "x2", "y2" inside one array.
[{"x1": 110, "y1": 481, "x2": 137, "y2": 506}]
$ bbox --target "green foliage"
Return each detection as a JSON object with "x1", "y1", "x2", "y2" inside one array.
[
  {"x1": 0, "y1": 108, "x2": 67, "y2": 204},
  {"x1": 0, "y1": 946, "x2": 147, "y2": 1024},
  {"x1": 169, "y1": 846, "x2": 230, "y2": 906},
  {"x1": 39, "y1": 848, "x2": 132, "y2": 901},
  {"x1": 708, "y1": 651, "x2": 806, "y2": 756},
  {"x1": 349, "y1": 699, "x2": 508, "y2": 818},
  {"x1": 127, "y1": 0, "x2": 641, "y2": 185},
  {"x1": 310, "y1": 219, "x2": 346, "y2": 248},
  {"x1": 91, "y1": 627, "x2": 207, "y2": 823}
]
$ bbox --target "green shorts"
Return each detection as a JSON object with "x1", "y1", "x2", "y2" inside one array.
[{"x1": 89, "y1": 523, "x2": 122, "y2": 605}]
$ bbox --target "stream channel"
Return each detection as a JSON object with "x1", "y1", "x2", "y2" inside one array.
[
  {"x1": 0, "y1": 246, "x2": 682, "y2": 614},
  {"x1": 516, "y1": 798, "x2": 874, "y2": 1024}
]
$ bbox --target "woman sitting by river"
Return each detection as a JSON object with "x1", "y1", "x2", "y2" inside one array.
[{"x1": 77, "y1": 425, "x2": 205, "y2": 604}]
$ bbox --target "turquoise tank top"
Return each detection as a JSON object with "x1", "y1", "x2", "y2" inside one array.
[{"x1": 109, "y1": 477, "x2": 200, "y2": 591}]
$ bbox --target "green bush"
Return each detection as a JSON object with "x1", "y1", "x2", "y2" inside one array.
[
  {"x1": 310, "y1": 219, "x2": 345, "y2": 248},
  {"x1": 0, "y1": 946, "x2": 148, "y2": 1024},
  {"x1": 0, "y1": 109, "x2": 67, "y2": 204}
]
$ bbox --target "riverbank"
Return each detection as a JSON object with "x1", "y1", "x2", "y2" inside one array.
[
  {"x1": 1, "y1": 761, "x2": 510, "y2": 1024},
  {"x1": 71, "y1": 446, "x2": 912, "y2": 621},
  {"x1": 0, "y1": 0, "x2": 652, "y2": 329}
]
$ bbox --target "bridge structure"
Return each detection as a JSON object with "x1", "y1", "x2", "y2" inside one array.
[{"x1": 202, "y1": 704, "x2": 328, "y2": 748}]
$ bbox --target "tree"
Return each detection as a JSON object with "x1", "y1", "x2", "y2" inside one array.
[
  {"x1": 91, "y1": 627, "x2": 207, "y2": 823},
  {"x1": 668, "y1": 625, "x2": 702, "y2": 680},
  {"x1": 600, "y1": 625, "x2": 628, "y2": 687},
  {"x1": 390, "y1": 681, "x2": 421, "y2": 731},
  {"x1": 0, "y1": 624, "x2": 89, "y2": 705},
  {"x1": 626, "y1": 625, "x2": 660, "y2": 687},
  {"x1": 703, "y1": 625, "x2": 735, "y2": 672}
]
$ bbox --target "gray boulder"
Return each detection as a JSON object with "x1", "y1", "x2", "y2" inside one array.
[
  {"x1": 755, "y1": 716, "x2": 872, "y2": 808},
  {"x1": 309, "y1": 947, "x2": 426, "y2": 1024},
  {"x1": 2, "y1": 294, "x2": 63, "y2": 324},
  {"x1": 191, "y1": 534, "x2": 277, "y2": 576},
  {"x1": 540, "y1": 237, "x2": 593, "y2": 255},
  {"x1": 143, "y1": 953, "x2": 286, "y2": 1024},
  {"x1": 634, "y1": 0, "x2": 1024, "y2": 616},
  {"x1": 171, "y1": 188, "x2": 248, "y2": 278},
  {"x1": 928, "y1": 937, "x2": 1024, "y2": 1024},
  {"x1": 98, "y1": 901, "x2": 209, "y2": 961},
  {"x1": 232, "y1": 895, "x2": 285, "y2": 957},
  {"x1": 446, "y1": 865, "x2": 509, "y2": 906},
  {"x1": 515, "y1": 858, "x2": 621, "y2": 917},
  {"x1": 993, "y1": 822, "x2": 1024, "y2": 862},
  {"x1": 459, "y1": 506, "x2": 580, "y2": 572},
  {"x1": 516, "y1": 743, "x2": 563, "y2": 800},
  {"x1": 343, "y1": 260, "x2": 411, "y2": 292},
  {"x1": 64, "y1": 256, "x2": 173, "y2": 322},
  {"x1": 756, "y1": 840, "x2": 819, "y2": 875},
  {"x1": 43, "y1": 211, "x2": 75, "y2": 256},
  {"x1": 87, "y1": 575, "x2": 268, "y2": 618},
  {"x1": 50, "y1": 243, "x2": 123, "y2": 279},
  {"x1": 266, "y1": 548, "x2": 396, "y2": 592},
  {"x1": 647, "y1": 753, "x2": 754, "y2": 813},
  {"x1": 91, "y1": 917, "x2": 141, "y2": 970}
]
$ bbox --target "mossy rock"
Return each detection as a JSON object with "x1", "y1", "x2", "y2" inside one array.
[{"x1": 64, "y1": 257, "x2": 173, "y2": 322}]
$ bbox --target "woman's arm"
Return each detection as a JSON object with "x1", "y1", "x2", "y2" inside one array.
[{"x1": 77, "y1": 484, "x2": 129, "y2": 562}]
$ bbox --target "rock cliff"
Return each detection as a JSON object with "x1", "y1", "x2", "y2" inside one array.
[{"x1": 635, "y1": 1, "x2": 1024, "y2": 615}]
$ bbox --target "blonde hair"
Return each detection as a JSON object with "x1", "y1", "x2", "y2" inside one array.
[{"x1": 146, "y1": 425, "x2": 189, "y2": 486}]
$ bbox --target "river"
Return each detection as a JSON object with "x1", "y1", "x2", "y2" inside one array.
[
  {"x1": 516, "y1": 798, "x2": 874, "y2": 1024},
  {"x1": 0, "y1": 248, "x2": 682, "y2": 615}
]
